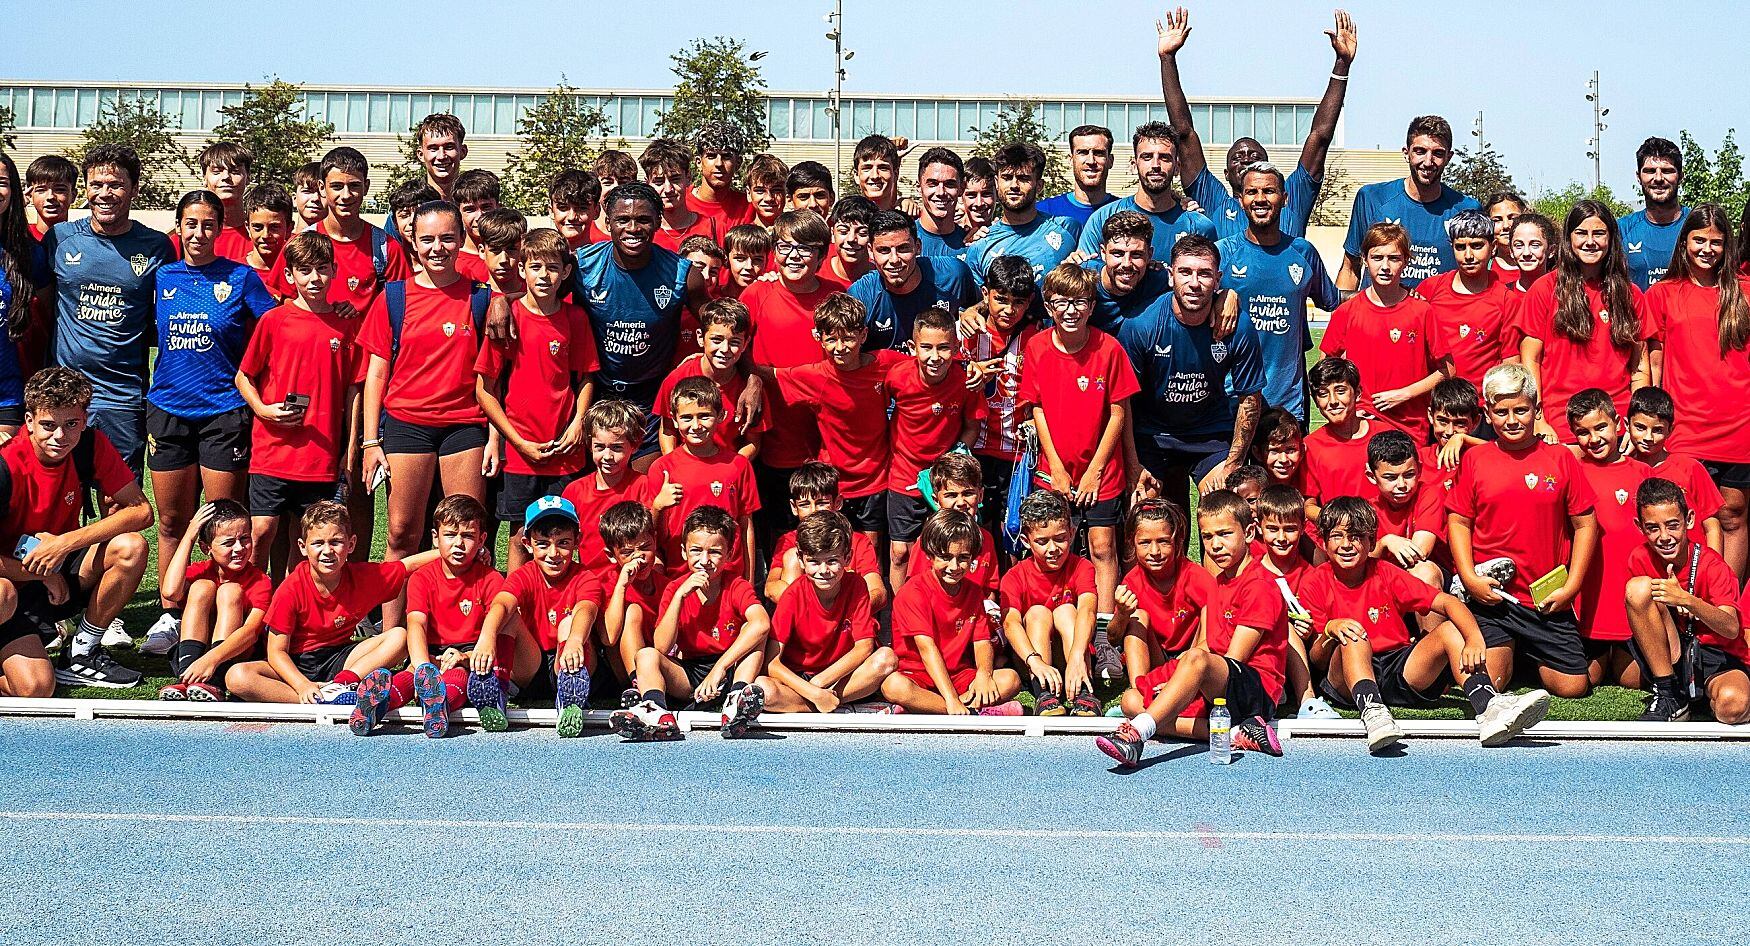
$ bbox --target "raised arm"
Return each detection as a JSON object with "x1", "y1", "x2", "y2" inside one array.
[
  {"x1": 1155, "y1": 8, "x2": 1208, "y2": 185},
  {"x1": 1298, "y1": 9, "x2": 1357, "y2": 181}
]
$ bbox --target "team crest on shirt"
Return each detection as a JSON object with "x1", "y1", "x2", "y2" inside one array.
[
  {"x1": 460, "y1": 599, "x2": 473, "y2": 616},
  {"x1": 1390, "y1": 328, "x2": 1402, "y2": 343},
  {"x1": 62, "y1": 490, "x2": 77, "y2": 506},
  {"x1": 63, "y1": 251, "x2": 82, "y2": 266},
  {"x1": 212, "y1": 282, "x2": 232, "y2": 303},
  {"x1": 1615, "y1": 488, "x2": 1630, "y2": 505},
  {"x1": 653, "y1": 285, "x2": 674, "y2": 308},
  {"x1": 1077, "y1": 376, "x2": 1090, "y2": 391},
  {"x1": 1524, "y1": 473, "x2": 1539, "y2": 489},
  {"x1": 1288, "y1": 264, "x2": 1305, "y2": 286},
  {"x1": 1459, "y1": 324, "x2": 1472, "y2": 338},
  {"x1": 1045, "y1": 231, "x2": 1063, "y2": 251},
  {"x1": 1210, "y1": 341, "x2": 1229, "y2": 363},
  {"x1": 333, "y1": 614, "x2": 348, "y2": 628},
  {"x1": 549, "y1": 340, "x2": 562, "y2": 356},
  {"x1": 1367, "y1": 607, "x2": 1382, "y2": 624},
  {"x1": 347, "y1": 276, "x2": 361, "y2": 292},
  {"x1": 443, "y1": 322, "x2": 457, "y2": 337},
  {"x1": 711, "y1": 481, "x2": 725, "y2": 497},
  {"x1": 932, "y1": 299, "x2": 952, "y2": 311},
  {"x1": 547, "y1": 608, "x2": 559, "y2": 626},
  {"x1": 1598, "y1": 309, "x2": 1610, "y2": 324},
  {"x1": 930, "y1": 402, "x2": 944, "y2": 415},
  {"x1": 128, "y1": 254, "x2": 151, "y2": 276},
  {"x1": 330, "y1": 337, "x2": 342, "y2": 352}
]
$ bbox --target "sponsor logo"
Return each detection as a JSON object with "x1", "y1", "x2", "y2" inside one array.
[
  {"x1": 588, "y1": 288, "x2": 610, "y2": 305},
  {"x1": 1153, "y1": 344, "x2": 1172, "y2": 358},
  {"x1": 161, "y1": 288, "x2": 177, "y2": 300},
  {"x1": 129, "y1": 254, "x2": 151, "y2": 277},
  {"x1": 1229, "y1": 265, "x2": 1248, "y2": 278},
  {"x1": 232, "y1": 447, "x2": 245, "y2": 460},
  {"x1": 212, "y1": 281, "x2": 232, "y2": 303},
  {"x1": 875, "y1": 316, "x2": 894, "y2": 330},
  {"x1": 1627, "y1": 241, "x2": 1644, "y2": 254},
  {"x1": 63, "y1": 251, "x2": 83, "y2": 266},
  {"x1": 653, "y1": 285, "x2": 674, "y2": 308},
  {"x1": 1543, "y1": 475, "x2": 1559, "y2": 493},
  {"x1": 1224, "y1": 208, "x2": 1237, "y2": 220},
  {"x1": 932, "y1": 299, "x2": 952, "y2": 311}
]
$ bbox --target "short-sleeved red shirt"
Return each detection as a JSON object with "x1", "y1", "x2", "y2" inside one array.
[
  {"x1": 772, "y1": 577, "x2": 877, "y2": 674},
  {"x1": 1368, "y1": 480, "x2": 1446, "y2": 544},
  {"x1": 474, "y1": 300, "x2": 599, "y2": 475},
  {"x1": 891, "y1": 566, "x2": 992, "y2": 681},
  {"x1": 1206, "y1": 563, "x2": 1289, "y2": 702},
  {"x1": 773, "y1": 529, "x2": 881, "y2": 578},
  {"x1": 0, "y1": 431, "x2": 135, "y2": 549},
  {"x1": 1417, "y1": 269, "x2": 1515, "y2": 394},
  {"x1": 1303, "y1": 417, "x2": 1403, "y2": 504},
  {"x1": 238, "y1": 304, "x2": 365, "y2": 482},
  {"x1": 742, "y1": 279, "x2": 832, "y2": 468},
  {"x1": 1644, "y1": 278, "x2": 1750, "y2": 463},
  {"x1": 268, "y1": 220, "x2": 409, "y2": 315},
  {"x1": 183, "y1": 559, "x2": 273, "y2": 613},
  {"x1": 1647, "y1": 453, "x2": 1725, "y2": 548},
  {"x1": 560, "y1": 470, "x2": 649, "y2": 574},
  {"x1": 660, "y1": 574, "x2": 762, "y2": 659},
  {"x1": 1121, "y1": 563, "x2": 1215, "y2": 656},
  {"x1": 886, "y1": 359, "x2": 987, "y2": 495},
  {"x1": 998, "y1": 554, "x2": 1096, "y2": 616},
  {"x1": 1016, "y1": 329, "x2": 1141, "y2": 501},
  {"x1": 1299, "y1": 559, "x2": 1439, "y2": 655},
  {"x1": 654, "y1": 356, "x2": 769, "y2": 456},
  {"x1": 776, "y1": 350, "x2": 908, "y2": 498},
  {"x1": 1575, "y1": 456, "x2": 1653, "y2": 641},
  {"x1": 1518, "y1": 273, "x2": 1650, "y2": 442},
  {"x1": 906, "y1": 526, "x2": 1000, "y2": 596},
  {"x1": 266, "y1": 560, "x2": 409, "y2": 655},
  {"x1": 646, "y1": 447, "x2": 761, "y2": 578},
  {"x1": 501, "y1": 561, "x2": 604, "y2": 654},
  {"x1": 688, "y1": 188, "x2": 753, "y2": 229},
  {"x1": 359, "y1": 279, "x2": 487, "y2": 426},
  {"x1": 1628, "y1": 543, "x2": 1745, "y2": 658},
  {"x1": 1446, "y1": 440, "x2": 1597, "y2": 602},
  {"x1": 1321, "y1": 291, "x2": 1439, "y2": 438},
  {"x1": 406, "y1": 558, "x2": 506, "y2": 649}
]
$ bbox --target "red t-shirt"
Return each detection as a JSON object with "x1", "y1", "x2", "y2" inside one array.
[
  {"x1": 689, "y1": 188, "x2": 753, "y2": 229},
  {"x1": 238, "y1": 304, "x2": 365, "y2": 483},
  {"x1": 455, "y1": 252, "x2": 490, "y2": 286},
  {"x1": 886, "y1": 359, "x2": 987, "y2": 494},
  {"x1": 269, "y1": 219, "x2": 409, "y2": 315},
  {"x1": 1417, "y1": 270, "x2": 1516, "y2": 394},
  {"x1": 1368, "y1": 479, "x2": 1446, "y2": 545},
  {"x1": 961, "y1": 323, "x2": 1043, "y2": 462},
  {"x1": 771, "y1": 577, "x2": 877, "y2": 674},
  {"x1": 1644, "y1": 278, "x2": 1750, "y2": 463},
  {"x1": 405, "y1": 558, "x2": 505, "y2": 649},
  {"x1": 773, "y1": 529, "x2": 881, "y2": 578},
  {"x1": 1303, "y1": 417, "x2": 1402, "y2": 504},
  {"x1": 359, "y1": 279, "x2": 487, "y2": 426},
  {"x1": 1016, "y1": 329, "x2": 1141, "y2": 502},
  {"x1": 1207, "y1": 562, "x2": 1289, "y2": 702},
  {"x1": 1120, "y1": 562, "x2": 1215, "y2": 655},
  {"x1": 1647, "y1": 453, "x2": 1725, "y2": 548},
  {"x1": 1299, "y1": 560, "x2": 1439, "y2": 655},
  {"x1": 560, "y1": 470, "x2": 650, "y2": 574},
  {"x1": 891, "y1": 566, "x2": 992, "y2": 681},
  {"x1": 183, "y1": 559, "x2": 273, "y2": 613},
  {"x1": 1417, "y1": 443, "x2": 1462, "y2": 504},
  {"x1": 777, "y1": 350, "x2": 908, "y2": 499},
  {"x1": 743, "y1": 279, "x2": 832, "y2": 467},
  {"x1": 501, "y1": 561, "x2": 604, "y2": 654},
  {"x1": 654, "y1": 215, "x2": 722, "y2": 254},
  {"x1": 1320, "y1": 291, "x2": 1439, "y2": 439},
  {"x1": 998, "y1": 554, "x2": 1096, "y2": 617},
  {"x1": 474, "y1": 300, "x2": 600, "y2": 475},
  {"x1": 1446, "y1": 440, "x2": 1596, "y2": 602},
  {"x1": 646, "y1": 447, "x2": 761, "y2": 577},
  {"x1": 0, "y1": 431, "x2": 134, "y2": 549},
  {"x1": 266, "y1": 560, "x2": 409, "y2": 655},
  {"x1": 654, "y1": 356, "x2": 769, "y2": 456},
  {"x1": 1628, "y1": 543, "x2": 1745, "y2": 658},
  {"x1": 600, "y1": 564, "x2": 669, "y2": 630},
  {"x1": 1518, "y1": 273, "x2": 1650, "y2": 442},
  {"x1": 906, "y1": 526, "x2": 1001, "y2": 596},
  {"x1": 1575, "y1": 456, "x2": 1652, "y2": 641},
  {"x1": 661, "y1": 574, "x2": 762, "y2": 659}
]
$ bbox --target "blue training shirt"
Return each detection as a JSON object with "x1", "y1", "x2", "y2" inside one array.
[
  {"x1": 1217, "y1": 234, "x2": 1339, "y2": 422},
  {"x1": 1036, "y1": 192, "x2": 1119, "y2": 228},
  {"x1": 966, "y1": 213, "x2": 1081, "y2": 288},
  {"x1": 147, "y1": 258, "x2": 278, "y2": 418},
  {"x1": 1081, "y1": 258, "x2": 1172, "y2": 335},
  {"x1": 573, "y1": 241, "x2": 691, "y2": 402},
  {"x1": 848, "y1": 256, "x2": 978, "y2": 352},
  {"x1": 1076, "y1": 195, "x2": 1218, "y2": 262},
  {"x1": 0, "y1": 244, "x2": 46, "y2": 410},
  {"x1": 1119, "y1": 296, "x2": 1268, "y2": 442},
  {"x1": 917, "y1": 224, "x2": 970, "y2": 261},
  {"x1": 1188, "y1": 165, "x2": 1322, "y2": 241},
  {"x1": 1342, "y1": 179, "x2": 1481, "y2": 289},
  {"x1": 43, "y1": 218, "x2": 176, "y2": 409},
  {"x1": 1618, "y1": 207, "x2": 1691, "y2": 290}
]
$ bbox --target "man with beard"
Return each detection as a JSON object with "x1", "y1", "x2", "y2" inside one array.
[
  {"x1": 966, "y1": 143, "x2": 1081, "y2": 289},
  {"x1": 914, "y1": 148, "x2": 970, "y2": 260},
  {"x1": 1038, "y1": 125, "x2": 1118, "y2": 226},
  {"x1": 1084, "y1": 210, "x2": 1172, "y2": 334},
  {"x1": 1219, "y1": 163, "x2": 1339, "y2": 423},
  {"x1": 1339, "y1": 116, "x2": 1480, "y2": 291},
  {"x1": 1122, "y1": 235, "x2": 1266, "y2": 507},
  {"x1": 1156, "y1": 8, "x2": 1356, "y2": 241},
  {"x1": 1618, "y1": 137, "x2": 1690, "y2": 290},
  {"x1": 850, "y1": 211, "x2": 978, "y2": 352},
  {"x1": 1076, "y1": 122, "x2": 1216, "y2": 262}
]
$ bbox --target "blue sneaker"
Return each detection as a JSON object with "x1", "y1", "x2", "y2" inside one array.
[
  {"x1": 316, "y1": 681, "x2": 358, "y2": 705},
  {"x1": 413, "y1": 663, "x2": 449, "y2": 739},
  {"x1": 347, "y1": 669, "x2": 393, "y2": 736},
  {"x1": 555, "y1": 667, "x2": 591, "y2": 738},
  {"x1": 468, "y1": 671, "x2": 509, "y2": 732}
]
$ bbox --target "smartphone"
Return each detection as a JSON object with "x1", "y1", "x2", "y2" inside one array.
[
  {"x1": 368, "y1": 464, "x2": 389, "y2": 494},
  {"x1": 13, "y1": 534, "x2": 39, "y2": 559},
  {"x1": 283, "y1": 393, "x2": 311, "y2": 411}
]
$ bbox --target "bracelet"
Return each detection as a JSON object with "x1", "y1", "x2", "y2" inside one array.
[
  {"x1": 1330, "y1": 72, "x2": 1350, "y2": 81},
  {"x1": 1025, "y1": 652, "x2": 1042, "y2": 663},
  {"x1": 360, "y1": 438, "x2": 382, "y2": 449}
]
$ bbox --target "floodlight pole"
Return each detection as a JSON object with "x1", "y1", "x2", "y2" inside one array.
[{"x1": 827, "y1": 0, "x2": 846, "y2": 179}]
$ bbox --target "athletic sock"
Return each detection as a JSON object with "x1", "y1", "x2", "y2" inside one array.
[
  {"x1": 1651, "y1": 673, "x2": 1678, "y2": 696},
  {"x1": 169, "y1": 640, "x2": 208, "y2": 677},
  {"x1": 728, "y1": 680, "x2": 747, "y2": 694},
  {"x1": 1129, "y1": 713, "x2": 1158, "y2": 741},
  {"x1": 1351, "y1": 679, "x2": 1384, "y2": 714},
  {"x1": 644, "y1": 689, "x2": 667, "y2": 709},
  {"x1": 444, "y1": 683, "x2": 467, "y2": 712},
  {"x1": 1462, "y1": 672, "x2": 1499, "y2": 715},
  {"x1": 71, "y1": 619, "x2": 105, "y2": 658},
  {"x1": 387, "y1": 671, "x2": 414, "y2": 710},
  {"x1": 332, "y1": 669, "x2": 361, "y2": 687}
]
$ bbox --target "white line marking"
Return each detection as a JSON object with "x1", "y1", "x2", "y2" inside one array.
[{"x1": 1, "y1": 811, "x2": 1744, "y2": 846}]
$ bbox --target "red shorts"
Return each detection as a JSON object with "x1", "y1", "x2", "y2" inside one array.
[
  {"x1": 902, "y1": 665, "x2": 979, "y2": 695},
  {"x1": 1134, "y1": 656, "x2": 1206, "y2": 719}
]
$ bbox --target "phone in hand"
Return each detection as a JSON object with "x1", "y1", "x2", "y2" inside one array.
[
  {"x1": 368, "y1": 464, "x2": 389, "y2": 494},
  {"x1": 14, "y1": 534, "x2": 40, "y2": 559},
  {"x1": 282, "y1": 393, "x2": 311, "y2": 411}
]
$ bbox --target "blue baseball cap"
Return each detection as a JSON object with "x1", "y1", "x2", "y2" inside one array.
[{"x1": 523, "y1": 495, "x2": 580, "y2": 531}]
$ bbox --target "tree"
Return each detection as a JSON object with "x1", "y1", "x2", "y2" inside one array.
[
  {"x1": 206, "y1": 78, "x2": 334, "y2": 190},
  {"x1": 969, "y1": 99, "x2": 1070, "y2": 197},
  {"x1": 654, "y1": 37, "x2": 771, "y2": 156},
  {"x1": 1446, "y1": 144, "x2": 1518, "y2": 201},
  {"x1": 0, "y1": 105, "x2": 15, "y2": 151},
  {"x1": 368, "y1": 131, "x2": 426, "y2": 214},
  {"x1": 1532, "y1": 182, "x2": 1631, "y2": 226},
  {"x1": 502, "y1": 79, "x2": 616, "y2": 214},
  {"x1": 1678, "y1": 129, "x2": 1750, "y2": 212},
  {"x1": 66, "y1": 95, "x2": 192, "y2": 209},
  {"x1": 1309, "y1": 162, "x2": 1357, "y2": 227}
]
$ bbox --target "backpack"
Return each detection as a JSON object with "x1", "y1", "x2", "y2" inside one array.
[
  {"x1": 369, "y1": 225, "x2": 391, "y2": 285},
  {"x1": 382, "y1": 280, "x2": 492, "y2": 368},
  {"x1": 0, "y1": 430, "x2": 102, "y2": 526}
]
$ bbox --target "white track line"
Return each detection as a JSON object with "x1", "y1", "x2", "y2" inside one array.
[{"x1": 2, "y1": 811, "x2": 1746, "y2": 846}]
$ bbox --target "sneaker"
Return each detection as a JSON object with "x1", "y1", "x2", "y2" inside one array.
[
  {"x1": 620, "y1": 687, "x2": 640, "y2": 709},
  {"x1": 412, "y1": 663, "x2": 449, "y2": 739},
  {"x1": 316, "y1": 681, "x2": 358, "y2": 705},
  {"x1": 1296, "y1": 696, "x2": 1342, "y2": 720},
  {"x1": 100, "y1": 618, "x2": 133, "y2": 649},
  {"x1": 347, "y1": 668, "x2": 393, "y2": 736},
  {"x1": 610, "y1": 700, "x2": 683, "y2": 742},
  {"x1": 138, "y1": 613, "x2": 181, "y2": 655},
  {"x1": 467, "y1": 672, "x2": 510, "y2": 732},
  {"x1": 555, "y1": 668, "x2": 592, "y2": 738},
  {"x1": 1232, "y1": 716, "x2": 1284, "y2": 757},
  {"x1": 55, "y1": 650, "x2": 143, "y2": 689},
  {"x1": 1092, "y1": 621, "x2": 1124, "y2": 683},
  {"x1": 1070, "y1": 686, "x2": 1101, "y2": 718},
  {"x1": 977, "y1": 700, "x2": 1024, "y2": 717},
  {"x1": 1478, "y1": 688, "x2": 1552, "y2": 747},
  {"x1": 721, "y1": 684, "x2": 765, "y2": 738},
  {"x1": 185, "y1": 682, "x2": 224, "y2": 702},
  {"x1": 1358, "y1": 702, "x2": 1404, "y2": 754},
  {"x1": 1637, "y1": 686, "x2": 1691, "y2": 724},
  {"x1": 1035, "y1": 690, "x2": 1068, "y2": 717},
  {"x1": 1094, "y1": 722, "x2": 1144, "y2": 768},
  {"x1": 351, "y1": 618, "x2": 381, "y2": 641},
  {"x1": 157, "y1": 682, "x2": 189, "y2": 701},
  {"x1": 1451, "y1": 557, "x2": 1517, "y2": 602}
]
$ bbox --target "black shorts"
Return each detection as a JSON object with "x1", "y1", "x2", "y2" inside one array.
[
  {"x1": 1136, "y1": 433, "x2": 1229, "y2": 505},
  {"x1": 292, "y1": 641, "x2": 362, "y2": 682},
  {"x1": 0, "y1": 550, "x2": 93, "y2": 645},
  {"x1": 1700, "y1": 460, "x2": 1750, "y2": 492},
  {"x1": 1073, "y1": 492, "x2": 1124, "y2": 529},
  {"x1": 381, "y1": 412, "x2": 488, "y2": 458},
  {"x1": 1696, "y1": 643, "x2": 1749, "y2": 687},
  {"x1": 499, "y1": 472, "x2": 566, "y2": 525},
  {"x1": 146, "y1": 404, "x2": 252, "y2": 473},
  {"x1": 1324, "y1": 645, "x2": 1445, "y2": 709},
  {"x1": 0, "y1": 405, "x2": 23, "y2": 427},
  {"x1": 678, "y1": 655, "x2": 719, "y2": 692},
  {"x1": 887, "y1": 490, "x2": 932, "y2": 543},
  {"x1": 1470, "y1": 598, "x2": 1588, "y2": 677},
  {"x1": 1219, "y1": 655, "x2": 1275, "y2": 721},
  {"x1": 249, "y1": 474, "x2": 343, "y2": 520},
  {"x1": 1583, "y1": 637, "x2": 1632, "y2": 664},
  {"x1": 842, "y1": 491, "x2": 888, "y2": 534}
]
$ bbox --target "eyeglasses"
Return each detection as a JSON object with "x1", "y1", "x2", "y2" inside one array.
[
  {"x1": 774, "y1": 241, "x2": 823, "y2": 258},
  {"x1": 1045, "y1": 297, "x2": 1093, "y2": 313}
]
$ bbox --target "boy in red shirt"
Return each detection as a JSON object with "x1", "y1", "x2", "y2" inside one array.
[
  {"x1": 236, "y1": 233, "x2": 363, "y2": 577},
  {"x1": 959, "y1": 257, "x2": 1040, "y2": 540},
  {"x1": 474, "y1": 209, "x2": 528, "y2": 296},
  {"x1": 549, "y1": 169, "x2": 602, "y2": 251},
  {"x1": 1567, "y1": 388, "x2": 1655, "y2": 687},
  {"x1": 225, "y1": 501, "x2": 438, "y2": 705},
  {"x1": 904, "y1": 454, "x2": 1002, "y2": 600},
  {"x1": 1018, "y1": 263, "x2": 1139, "y2": 612},
  {"x1": 1306, "y1": 497, "x2": 1550, "y2": 752},
  {"x1": 1110, "y1": 499, "x2": 1216, "y2": 722},
  {"x1": 616, "y1": 506, "x2": 771, "y2": 740},
  {"x1": 1418, "y1": 213, "x2": 1516, "y2": 394},
  {"x1": 475, "y1": 229, "x2": 599, "y2": 568},
  {"x1": 452, "y1": 169, "x2": 502, "y2": 277},
  {"x1": 643, "y1": 139, "x2": 719, "y2": 253},
  {"x1": 1319, "y1": 222, "x2": 1443, "y2": 438},
  {"x1": 1302, "y1": 357, "x2": 1403, "y2": 508},
  {"x1": 647, "y1": 377, "x2": 761, "y2": 582},
  {"x1": 596, "y1": 500, "x2": 668, "y2": 689},
  {"x1": 745, "y1": 154, "x2": 789, "y2": 231},
  {"x1": 722, "y1": 225, "x2": 773, "y2": 296},
  {"x1": 688, "y1": 121, "x2": 753, "y2": 228},
  {"x1": 176, "y1": 142, "x2": 254, "y2": 263},
  {"x1": 1095, "y1": 491, "x2": 1286, "y2": 767},
  {"x1": 766, "y1": 462, "x2": 888, "y2": 609},
  {"x1": 1256, "y1": 484, "x2": 1329, "y2": 720},
  {"x1": 241, "y1": 184, "x2": 292, "y2": 299},
  {"x1": 887, "y1": 307, "x2": 985, "y2": 590},
  {"x1": 824, "y1": 197, "x2": 876, "y2": 287},
  {"x1": 154, "y1": 500, "x2": 272, "y2": 701},
  {"x1": 758, "y1": 511, "x2": 894, "y2": 713},
  {"x1": 466, "y1": 497, "x2": 602, "y2": 737},
  {"x1": 269, "y1": 148, "x2": 410, "y2": 319},
  {"x1": 560, "y1": 400, "x2": 650, "y2": 574},
  {"x1": 352, "y1": 496, "x2": 503, "y2": 738},
  {"x1": 1251, "y1": 408, "x2": 1317, "y2": 503},
  {"x1": 1000, "y1": 490, "x2": 1099, "y2": 717},
  {"x1": 290, "y1": 162, "x2": 325, "y2": 231},
  {"x1": 24, "y1": 155, "x2": 76, "y2": 240},
  {"x1": 1421, "y1": 379, "x2": 1484, "y2": 503},
  {"x1": 880, "y1": 509, "x2": 1023, "y2": 715},
  {"x1": 1364, "y1": 430, "x2": 1447, "y2": 591},
  {"x1": 1625, "y1": 386, "x2": 1724, "y2": 553},
  {"x1": 1625, "y1": 478, "x2": 1749, "y2": 723},
  {"x1": 657, "y1": 299, "x2": 766, "y2": 459},
  {"x1": 1447, "y1": 363, "x2": 1598, "y2": 699}
]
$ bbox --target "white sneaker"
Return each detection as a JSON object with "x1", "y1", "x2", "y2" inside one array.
[
  {"x1": 1478, "y1": 688, "x2": 1551, "y2": 747},
  {"x1": 1359, "y1": 701, "x2": 1404, "y2": 753},
  {"x1": 1297, "y1": 696, "x2": 1342, "y2": 720},
  {"x1": 101, "y1": 618, "x2": 133, "y2": 648},
  {"x1": 138, "y1": 613, "x2": 182, "y2": 655}
]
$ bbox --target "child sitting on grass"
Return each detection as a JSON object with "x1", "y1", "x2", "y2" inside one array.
[{"x1": 157, "y1": 500, "x2": 271, "y2": 702}]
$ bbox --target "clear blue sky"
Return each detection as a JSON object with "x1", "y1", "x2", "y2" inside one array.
[{"x1": 3, "y1": 0, "x2": 1744, "y2": 200}]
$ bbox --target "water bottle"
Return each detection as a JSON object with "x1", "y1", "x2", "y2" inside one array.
[{"x1": 1209, "y1": 698, "x2": 1232, "y2": 765}]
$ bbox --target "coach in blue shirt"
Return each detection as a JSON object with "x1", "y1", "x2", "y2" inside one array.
[
  {"x1": 1340, "y1": 116, "x2": 1481, "y2": 291},
  {"x1": 1618, "y1": 136, "x2": 1691, "y2": 290}
]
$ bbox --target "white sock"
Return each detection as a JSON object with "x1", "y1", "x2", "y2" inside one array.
[
  {"x1": 1129, "y1": 713, "x2": 1157, "y2": 741},
  {"x1": 71, "y1": 619, "x2": 105, "y2": 657}
]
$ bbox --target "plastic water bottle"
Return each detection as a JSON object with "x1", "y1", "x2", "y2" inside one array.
[{"x1": 1209, "y1": 698, "x2": 1232, "y2": 765}]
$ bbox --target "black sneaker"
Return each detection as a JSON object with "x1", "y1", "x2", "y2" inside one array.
[
  {"x1": 1095, "y1": 723, "x2": 1144, "y2": 768},
  {"x1": 1638, "y1": 686, "x2": 1691, "y2": 723},
  {"x1": 1070, "y1": 685, "x2": 1102, "y2": 717},
  {"x1": 1035, "y1": 690, "x2": 1067, "y2": 717},
  {"x1": 721, "y1": 684, "x2": 765, "y2": 739},
  {"x1": 55, "y1": 650, "x2": 142, "y2": 689}
]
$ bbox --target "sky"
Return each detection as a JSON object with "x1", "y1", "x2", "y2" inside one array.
[{"x1": 4, "y1": 0, "x2": 1747, "y2": 200}]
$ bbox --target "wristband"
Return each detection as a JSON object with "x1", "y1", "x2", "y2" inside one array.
[
  {"x1": 360, "y1": 438, "x2": 382, "y2": 449},
  {"x1": 1330, "y1": 72, "x2": 1350, "y2": 81},
  {"x1": 1025, "y1": 652, "x2": 1042, "y2": 663}
]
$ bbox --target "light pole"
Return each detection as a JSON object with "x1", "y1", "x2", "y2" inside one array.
[
  {"x1": 1471, "y1": 110, "x2": 1486, "y2": 154},
  {"x1": 1585, "y1": 71, "x2": 1609, "y2": 191},
  {"x1": 825, "y1": 0, "x2": 851, "y2": 180}
]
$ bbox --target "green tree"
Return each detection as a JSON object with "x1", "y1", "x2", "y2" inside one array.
[
  {"x1": 502, "y1": 79, "x2": 616, "y2": 214},
  {"x1": 0, "y1": 104, "x2": 15, "y2": 151},
  {"x1": 1446, "y1": 144, "x2": 1518, "y2": 201},
  {"x1": 206, "y1": 78, "x2": 334, "y2": 190},
  {"x1": 653, "y1": 37, "x2": 771, "y2": 156},
  {"x1": 1310, "y1": 162, "x2": 1356, "y2": 227},
  {"x1": 1532, "y1": 181, "x2": 1631, "y2": 226},
  {"x1": 969, "y1": 99, "x2": 1070, "y2": 196},
  {"x1": 66, "y1": 95, "x2": 192, "y2": 209},
  {"x1": 368, "y1": 131, "x2": 426, "y2": 214},
  {"x1": 1678, "y1": 129, "x2": 1750, "y2": 211}
]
